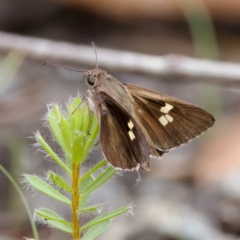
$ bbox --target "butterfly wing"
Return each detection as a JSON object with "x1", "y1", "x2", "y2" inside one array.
[
  {"x1": 123, "y1": 83, "x2": 215, "y2": 151},
  {"x1": 99, "y1": 91, "x2": 153, "y2": 171}
]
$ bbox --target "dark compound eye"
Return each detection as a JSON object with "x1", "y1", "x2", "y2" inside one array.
[{"x1": 87, "y1": 75, "x2": 96, "y2": 86}]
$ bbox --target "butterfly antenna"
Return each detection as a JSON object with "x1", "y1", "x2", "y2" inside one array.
[
  {"x1": 91, "y1": 42, "x2": 98, "y2": 69},
  {"x1": 40, "y1": 61, "x2": 85, "y2": 73}
]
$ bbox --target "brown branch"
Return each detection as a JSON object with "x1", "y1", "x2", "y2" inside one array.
[{"x1": 0, "y1": 30, "x2": 240, "y2": 81}]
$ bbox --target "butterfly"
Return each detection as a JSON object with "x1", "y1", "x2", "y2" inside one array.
[{"x1": 83, "y1": 67, "x2": 215, "y2": 171}]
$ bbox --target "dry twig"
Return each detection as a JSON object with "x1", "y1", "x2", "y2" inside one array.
[{"x1": 0, "y1": 31, "x2": 240, "y2": 81}]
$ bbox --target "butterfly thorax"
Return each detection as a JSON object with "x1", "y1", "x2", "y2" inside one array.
[{"x1": 84, "y1": 69, "x2": 136, "y2": 116}]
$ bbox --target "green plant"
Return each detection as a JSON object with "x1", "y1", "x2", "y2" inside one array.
[{"x1": 25, "y1": 98, "x2": 131, "y2": 240}]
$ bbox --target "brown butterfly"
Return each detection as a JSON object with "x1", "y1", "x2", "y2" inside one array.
[{"x1": 83, "y1": 67, "x2": 215, "y2": 171}]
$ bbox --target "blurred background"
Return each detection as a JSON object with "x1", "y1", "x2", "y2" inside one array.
[{"x1": 1, "y1": 0, "x2": 240, "y2": 239}]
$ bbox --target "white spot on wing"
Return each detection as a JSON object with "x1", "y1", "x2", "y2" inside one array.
[
  {"x1": 160, "y1": 103, "x2": 173, "y2": 113},
  {"x1": 165, "y1": 114, "x2": 173, "y2": 122},
  {"x1": 128, "y1": 120, "x2": 134, "y2": 130},
  {"x1": 159, "y1": 116, "x2": 168, "y2": 126},
  {"x1": 128, "y1": 130, "x2": 135, "y2": 140}
]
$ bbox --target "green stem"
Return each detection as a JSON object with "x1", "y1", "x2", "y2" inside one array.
[
  {"x1": 72, "y1": 162, "x2": 80, "y2": 239},
  {"x1": 0, "y1": 165, "x2": 39, "y2": 240}
]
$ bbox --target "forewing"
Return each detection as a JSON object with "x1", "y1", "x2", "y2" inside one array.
[
  {"x1": 99, "y1": 92, "x2": 151, "y2": 170},
  {"x1": 123, "y1": 83, "x2": 215, "y2": 151}
]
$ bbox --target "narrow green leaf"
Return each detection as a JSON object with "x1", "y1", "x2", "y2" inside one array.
[
  {"x1": 81, "y1": 167, "x2": 116, "y2": 197},
  {"x1": 79, "y1": 174, "x2": 94, "y2": 194},
  {"x1": 79, "y1": 194, "x2": 90, "y2": 209},
  {"x1": 79, "y1": 175, "x2": 94, "y2": 209},
  {"x1": 88, "y1": 114, "x2": 99, "y2": 143},
  {"x1": 53, "y1": 104, "x2": 62, "y2": 119},
  {"x1": 78, "y1": 205, "x2": 102, "y2": 213},
  {"x1": 81, "y1": 220, "x2": 110, "y2": 240},
  {"x1": 82, "y1": 105, "x2": 90, "y2": 135},
  {"x1": 36, "y1": 210, "x2": 72, "y2": 235},
  {"x1": 72, "y1": 134, "x2": 86, "y2": 165},
  {"x1": 80, "y1": 159, "x2": 107, "y2": 182},
  {"x1": 80, "y1": 114, "x2": 99, "y2": 164},
  {"x1": 35, "y1": 208, "x2": 62, "y2": 220},
  {"x1": 47, "y1": 106, "x2": 62, "y2": 146},
  {"x1": 71, "y1": 111, "x2": 83, "y2": 142},
  {"x1": 48, "y1": 107, "x2": 71, "y2": 158},
  {"x1": 35, "y1": 208, "x2": 71, "y2": 226},
  {"x1": 48, "y1": 171, "x2": 73, "y2": 194},
  {"x1": 68, "y1": 98, "x2": 83, "y2": 140},
  {"x1": 48, "y1": 220, "x2": 72, "y2": 234},
  {"x1": 36, "y1": 132, "x2": 71, "y2": 174},
  {"x1": 73, "y1": 107, "x2": 84, "y2": 131},
  {"x1": 65, "y1": 154, "x2": 72, "y2": 169},
  {"x1": 25, "y1": 175, "x2": 71, "y2": 205},
  {"x1": 0, "y1": 165, "x2": 39, "y2": 240},
  {"x1": 48, "y1": 110, "x2": 65, "y2": 149},
  {"x1": 58, "y1": 116, "x2": 72, "y2": 155},
  {"x1": 48, "y1": 108, "x2": 73, "y2": 168},
  {"x1": 68, "y1": 98, "x2": 82, "y2": 120},
  {"x1": 81, "y1": 206, "x2": 129, "y2": 230}
]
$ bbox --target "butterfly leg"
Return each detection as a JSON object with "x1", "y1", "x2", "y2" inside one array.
[
  {"x1": 94, "y1": 140, "x2": 100, "y2": 146},
  {"x1": 85, "y1": 90, "x2": 96, "y2": 135},
  {"x1": 86, "y1": 106, "x2": 94, "y2": 135},
  {"x1": 72, "y1": 92, "x2": 87, "y2": 114},
  {"x1": 135, "y1": 171, "x2": 141, "y2": 185}
]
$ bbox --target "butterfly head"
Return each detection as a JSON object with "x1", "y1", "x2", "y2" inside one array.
[{"x1": 84, "y1": 68, "x2": 107, "y2": 87}]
